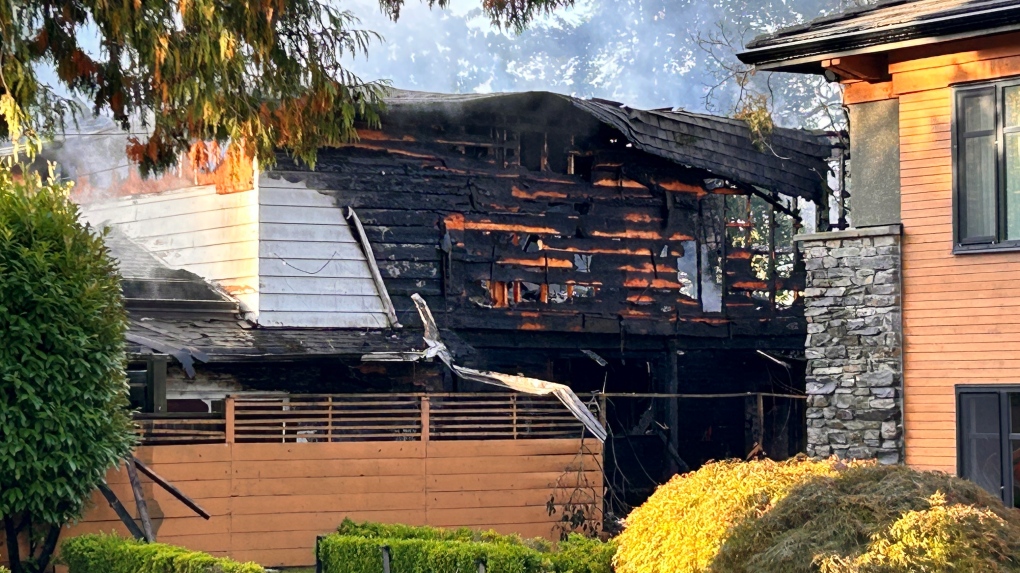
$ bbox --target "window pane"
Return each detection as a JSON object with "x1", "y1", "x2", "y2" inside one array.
[
  {"x1": 1007, "y1": 87, "x2": 1020, "y2": 128},
  {"x1": 963, "y1": 93, "x2": 995, "y2": 132},
  {"x1": 1013, "y1": 439, "x2": 1020, "y2": 508},
  {"x1": 962, "y1": 135, "x2": 998, "y2": 239},
  {"x1": 1012, "y1": 393, "x2": 1020, "y2": 434},
  {"x1": 1007, "y1": 133, "x2": 1020, "y2": 240},
  {"x1": 959, "y1": 393, "x2": 1002, "y2": 500}
]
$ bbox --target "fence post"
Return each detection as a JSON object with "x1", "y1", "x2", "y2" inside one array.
[
  {"x1": 225, "y1": 396, "x2": 235, "y2": 445},
  {"x1": 328, "y1": 395, "x2": 334, "y2": 442},
  {"x1": 381, "y1": 545, "x2": 392, "y2": 573},
  {"x1": 421, "y1": 396, "x2": 430, "y2": 443},
  {"x1": 476, "y1": 558, "x2": 487, "y2": 573},
  {"x1": 511, "y1": 394, "x2": 518, "y2": 439},
  {"x1": 315, "y1": 535, "x2": 323, "y2": 573}
]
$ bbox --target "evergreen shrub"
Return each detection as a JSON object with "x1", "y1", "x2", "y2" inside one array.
[
  {"x1": 714, "y1": 465, "x2": 1020, "y2": 573},
  {"x1": 613, "y1": 457, "x2": 1020, "y2": 573},
  {"x1": 61, "y1": 533, "x2": 264, "y2": 573},
  {"x1": 320, "y1": 520, "x2": 614, "y2": 573},
  {"x1": 614, "y1": 456, "x2": 851, "y2": 573},
  {"x1": 1, "y1": 171, "x2": 135, "y2": 573}
]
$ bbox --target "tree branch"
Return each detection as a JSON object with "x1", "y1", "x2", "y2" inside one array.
[{"x1": 4, "y1": 515, "x2": 23, "y2": 573}]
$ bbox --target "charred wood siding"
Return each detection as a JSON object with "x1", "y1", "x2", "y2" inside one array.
[{"x1": 267, "y1": 114, "x2": 806, "y2": 338}]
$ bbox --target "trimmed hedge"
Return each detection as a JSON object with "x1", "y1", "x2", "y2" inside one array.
[
  {"x1": 61, "y1": 534, "x2": 264, "y2": 573},
  {"x1": 321, "y1": 520, "x2": 614, "y2": 573}
]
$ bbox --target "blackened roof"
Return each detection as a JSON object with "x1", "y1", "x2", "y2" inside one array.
[
  {"x1": 125, "y1": 315, "x2": 425, "y2": 362},
  {"x1": 103, "y1": 226, "x2": 238, "y2": 314},
  {"x1": 382, "y1": 90, "x2": 835, "y2": 200},
  {"x1": 102, "y1": 227, "x2": 424, "y2": 364},
  {"x1": 739, "y1": 0, "x2": 1020, "y2": 72}
]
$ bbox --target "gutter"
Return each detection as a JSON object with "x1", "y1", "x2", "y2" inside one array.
[{"x1": 738, "y1": 5, "x2": 1020, "y2": 71}]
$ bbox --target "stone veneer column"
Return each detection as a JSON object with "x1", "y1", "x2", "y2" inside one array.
[{"x1": 795, "y1": 225, "x2": 903, "y2": 464}]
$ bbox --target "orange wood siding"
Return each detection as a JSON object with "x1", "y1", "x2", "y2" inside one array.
[
  {"x1": 4, "y1": 439, "x2": 601, "y2": 568},
  {"x1": 854, "y1": 37, "x2": 1020, "y2": 473}
]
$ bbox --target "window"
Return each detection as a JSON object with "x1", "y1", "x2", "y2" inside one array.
[
  {"x1": 954, "y1": 81, "x2": 1020, "y2": 250},
  {"x1": 957, "y1": 387, "x2": 1020, "y2": 506}
]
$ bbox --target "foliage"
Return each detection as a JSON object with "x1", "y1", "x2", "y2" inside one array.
[
  {"x1": 712, "y1": 465, "x2": 1020, "y2": 573},
  {"x1": 734, "y1": 93, "x2": 774, "y2": 153},
  {"x1": 612, "y1": 456, "x2": 861, "y2": 573},
  {"x1": 549, "y1": 534, "x2": 616, "y2": 573},
  {"x1": 0, "y1": 167, "x2": 135, "y2": 573},
  {"x1": 0, "y1": 0, "x2": 571, "y2": 173},
  {"x1": 826, "y1": 493, "x2": 1020, "y2": 573},
  {"x1": 338, "y1": 519, "x2": 478, "y2": 542},
  {"x1": 546, "y1": 444, "x2": 603, "y2": 540},
  {"x1": 322, "y1": 521, "x2": 614, "y2": 573},
  {"x1": 61, "y1": 533, "x2": 265, "y2": 573}
]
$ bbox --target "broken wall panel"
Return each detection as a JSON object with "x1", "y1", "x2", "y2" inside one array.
[{"x1": 265, "y1": 92, "x2": 821, "y2": 337}]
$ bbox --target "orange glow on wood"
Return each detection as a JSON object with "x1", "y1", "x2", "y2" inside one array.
[
  {"x1": 659, "y1": 180, "x2": 706, "y2": 194},
  {"x1": 464, "y1": 221, "x2": 561, "y2": 233},
  {"x1": 498, "y1": 257, "x2": 573, "y2": 268},
  {"x1": 490, "y1": 281, "x2": 509, "y2": 308},
  {"x1": 624, "y1": 278, "x2": 684, "y2": 289},
  {"x1": 512, "y1": 187, "x2": 568, "y2": 200}
]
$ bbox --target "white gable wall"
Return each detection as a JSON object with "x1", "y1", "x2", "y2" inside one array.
[
  {"x1": 78, "y1": 179, "x2": 392, "y2": 329},
  {"x1": 80, "y1": 185, "x2": 260, "y2": 315},
  {"x1": 257, "y1": 176, "x2": 391, "y2": 328}
]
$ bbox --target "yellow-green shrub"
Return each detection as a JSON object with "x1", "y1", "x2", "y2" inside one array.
[
  {"x1": 714, "y1": 465, "x2": 1020, "y2": 573},
  {"x1": 817, "y1": 492, "x2": 1020, "y2": 573},
  {"x1": 614, "y1": 456, "x2": 852, "y2": 573},
  {"x1": 61, "y1": 533, "x2": 264, "y2": 573}
]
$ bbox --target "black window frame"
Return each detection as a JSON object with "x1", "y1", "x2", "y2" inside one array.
[
  {"x1": 952, "y1": 78, "x2": 1020, "y2": 253},
  {"x1": 956, "y1": 385, "x2": 1020, "y2": 507}
]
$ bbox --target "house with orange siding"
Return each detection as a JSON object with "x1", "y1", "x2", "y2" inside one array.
[{"x1": 740, "y1": 0, "x2": 1020, "y2": 507}]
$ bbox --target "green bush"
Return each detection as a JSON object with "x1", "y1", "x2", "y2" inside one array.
[
  {"x1": 321, "y1": 521, "x2": 614, "y2": 573},
  {"x1": 1, "y1": 169, "x2": 135, "y2": 573},
  {"x1": 337, "y1": 518, "x2": 476, "y2": 542},
  {"x1": 319, "y1": 535, "x2": 542, "y2": 573},
  {"x1": 62, "y1": 533, "x2": 264, "y2": 573},
  {"x1": 549, "y1": 535, "x2": 616, "y2": 573}
]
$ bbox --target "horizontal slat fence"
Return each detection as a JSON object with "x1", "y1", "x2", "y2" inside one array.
[
  {"x1": 428, "y1": 394, "x2": 584, "y2": 440},
  {"x1": 135, "y1": 415, "x2": 226, "y2": 445},
  {"x1": 136, "y1": 393, "x2": 590, "y2": 445},
  {"x1": 53, "y1": 438, "x2": 602, "y2": 568},
  {"x1": 232, "y1": 395, "x2": 423, "y2": 442}
]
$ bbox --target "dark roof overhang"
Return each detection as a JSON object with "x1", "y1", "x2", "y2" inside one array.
[{"x1": 737, "y1": 2, "x2": 1020, "y2": 73}]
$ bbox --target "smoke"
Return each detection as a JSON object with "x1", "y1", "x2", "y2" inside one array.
[
  {"x1": 343, "y1": 0, "x2": 848, "y2": 124},
  {"x1": 35, "y1": 0, "x2": 850, "y2": 202}
]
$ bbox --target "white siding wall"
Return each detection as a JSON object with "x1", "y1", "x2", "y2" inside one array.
[
  {"x1": 257, "y1": 176, "x2": 390, "y2": 328},
  {"x1": 80, "y1": 186, "x2": 260, "y2": 314}
]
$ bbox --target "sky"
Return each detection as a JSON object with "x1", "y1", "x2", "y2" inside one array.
[{"x1": 339, "y1": 0, "x2": 845, "y2": 121}]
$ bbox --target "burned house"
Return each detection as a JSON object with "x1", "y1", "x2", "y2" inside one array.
[
  {"x1": 261, "y1": 90, "x2": 834, "y2": 507},
  {"x1": 78, "y1": 90, "x2": 834, "y2": 511}
]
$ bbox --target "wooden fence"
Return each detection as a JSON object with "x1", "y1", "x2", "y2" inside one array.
[
  {"x1": 135, "y1": 393, "x2": 589, "y2": 445},
  {"x1": 55, "y1": 394, "x2": 602, "y2": 568},
  {"x1": 63, "y1": 441, "x2": 602, "y2": 567}
]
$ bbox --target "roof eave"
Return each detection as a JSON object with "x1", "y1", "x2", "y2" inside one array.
[{"x1": 738, "y1": 6, "x2": 1020, "y2": 72}]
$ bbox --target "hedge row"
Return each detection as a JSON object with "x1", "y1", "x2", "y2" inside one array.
[
  {"x1": 62, "y1": 534, "x2": 264, "y2": 573},
  {"x1": 320, "y1": 520, "x2": 614, "y2": 573}
]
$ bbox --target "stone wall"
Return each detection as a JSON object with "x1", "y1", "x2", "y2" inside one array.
[{"x1": 796, "y1": 225, "x2": 903, "y2": 464}]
